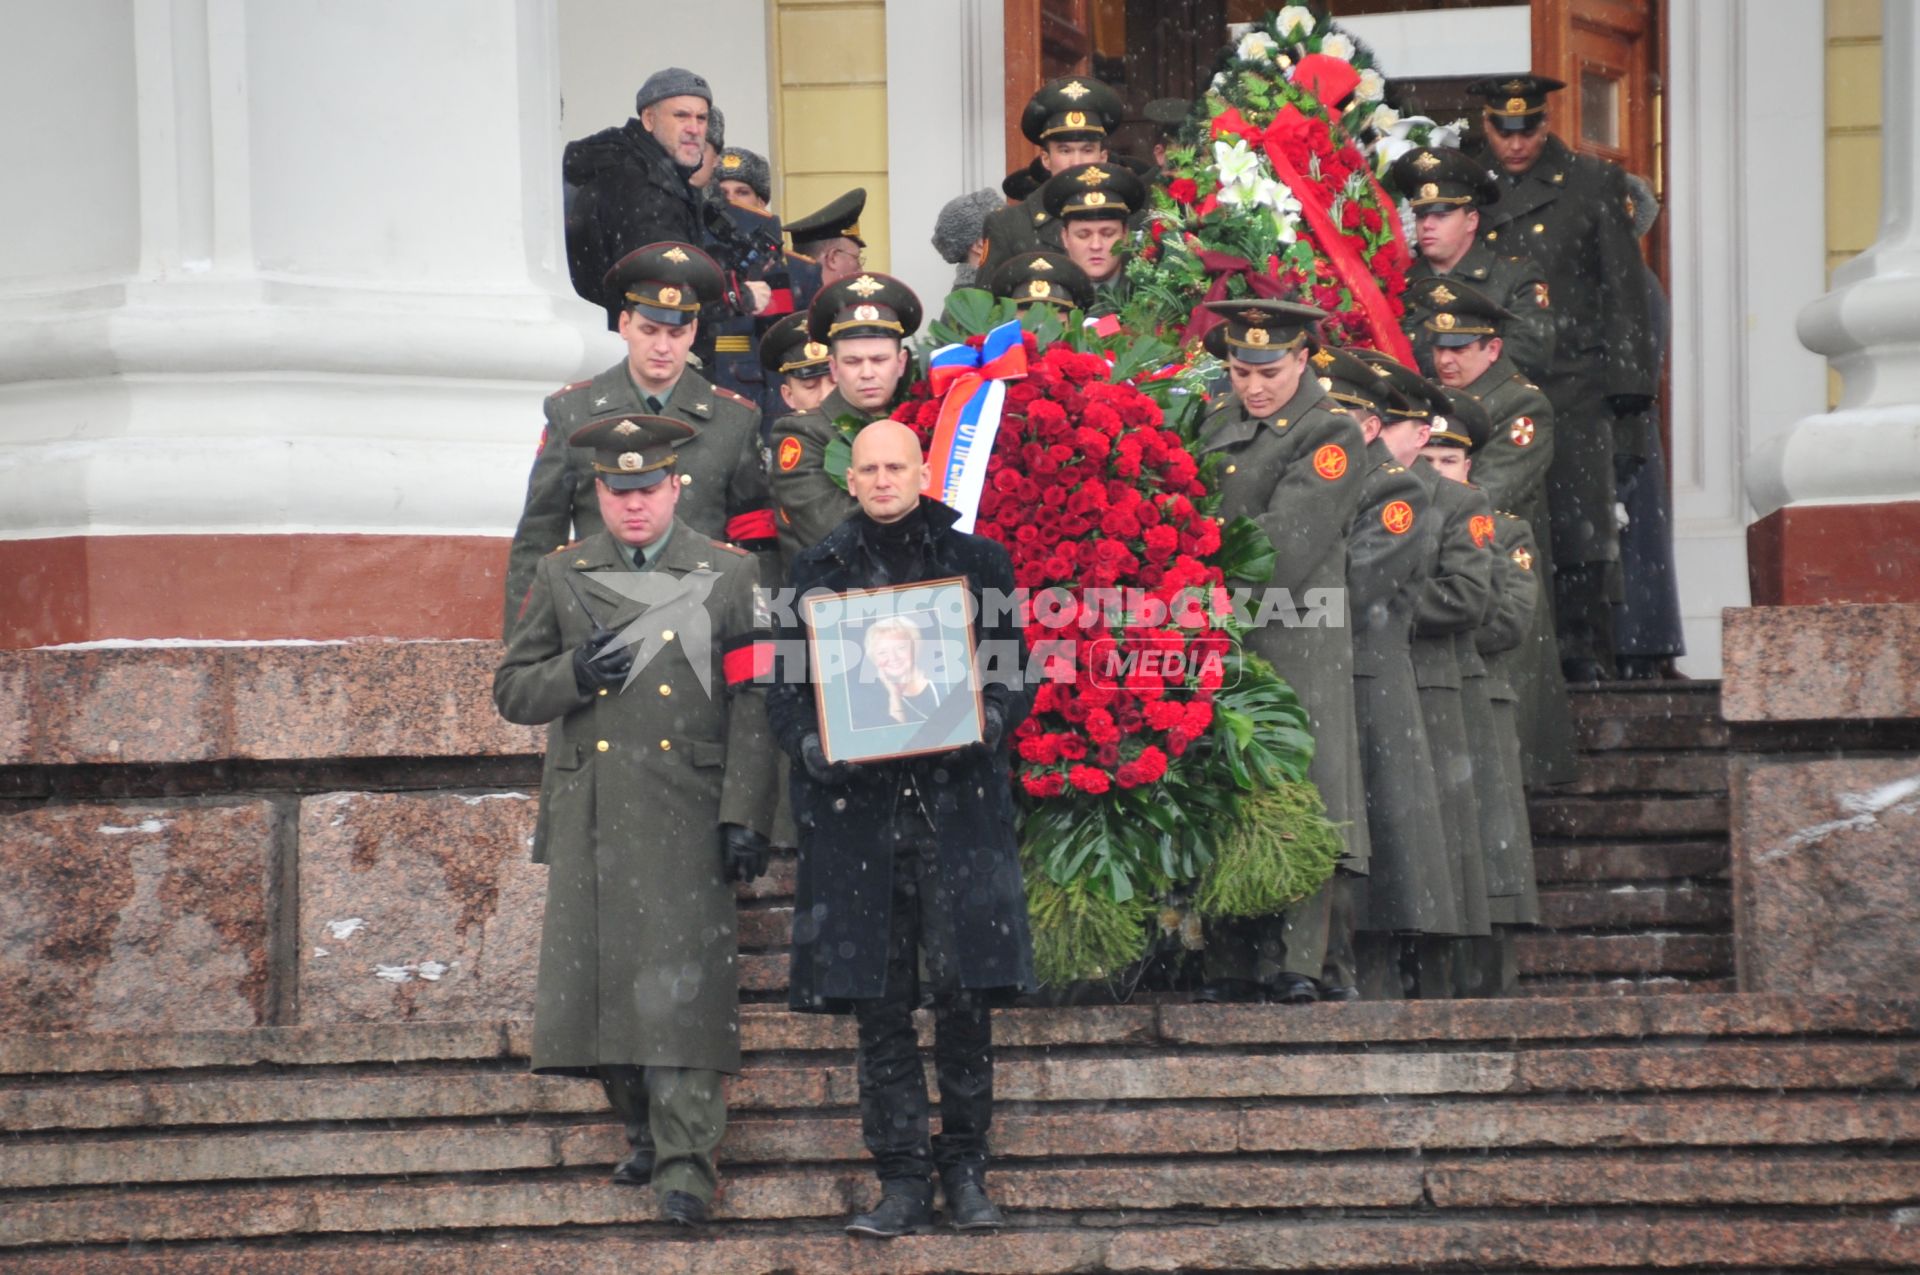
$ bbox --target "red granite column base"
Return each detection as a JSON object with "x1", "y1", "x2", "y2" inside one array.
[{"x1": 1747, "y1": 500, "x2": 1920, "y2": 605}]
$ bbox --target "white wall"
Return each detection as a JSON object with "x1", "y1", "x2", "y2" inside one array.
[
  {"x1": 1338, "y1": 6, "x2": 1530, "y2": 78},
  {"x1": 557, "y1": 0, "x2": 771, "y2": 156}
]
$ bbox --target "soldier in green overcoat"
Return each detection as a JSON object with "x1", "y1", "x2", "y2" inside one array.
[
  {"x1": 494, "y1": 415, "x2": 777, "y2": 1225},
  {"x1": 1391, "y1": 146, "x2": 1554, "y2": 385},
  {"x1": 1038, "y1": 163, "x2": 1144, "y2": 317},
  {"x1": 767, "y1": 273, "x2": 923, "y2": 569},
  {"x1": 1318, "y1": 348, "x2": 1455, "y2": 999},
  {"x1": 1362, "y1": 353, "x2": 1496, "y2": 997},
  {"x1": 1418, "y1": 277, "x2": 1578, "y2": 787},
  {"x1": 978, "y1": 76, "x2": 1126, "y2": 279},
  {"x1": 505, "y1": 243, "x2": 774, "y2": 628},
  {"x1": 1194, "y1": 301, "x2": 1370, "y2": 1005}
]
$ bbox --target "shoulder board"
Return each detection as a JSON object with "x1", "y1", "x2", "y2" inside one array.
[
  {"x1": 545, "y1": 539, "x2": 582, "y2": 557},
  {"x1": 546, "y1": 378, "x2": 592, "y2": 400},
  {"x1": 708, "y1": 539, "x2": 750, "y2": 557},
  {"x1": 1384, "y1": 464, "x2": 1406, "y2": 474},
  {"x1": 1521, "y1": 381, "x2": 1540, "y2": 391},
  {"x1": 713, "y1": 386, "x2": 757, "y2": 410}
]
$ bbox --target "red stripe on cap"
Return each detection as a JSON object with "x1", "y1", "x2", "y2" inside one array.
[
  {"x1": 723, "y1": 641, "x2": 775, "y2": 686},
  {"x1": 726, "y1": 509, "x2": 778, "y2": 543}
]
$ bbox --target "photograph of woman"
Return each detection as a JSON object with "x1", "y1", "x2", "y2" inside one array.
[{"x1": 850, "y1": 614, "x2": 945, "y2": 730}]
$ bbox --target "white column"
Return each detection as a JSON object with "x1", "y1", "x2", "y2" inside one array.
[
  {"x1": 1748, "y1": 0, "x2": 1920, "y2": 517},
  {"x1": 0, "y1": 0, "x2": 618, "y2": 541},
  {"x1": 884, "y1": 0, "x2": 1004, "y2": 304}
]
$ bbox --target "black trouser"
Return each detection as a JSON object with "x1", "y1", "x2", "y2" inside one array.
[{"x1": 853, "y1": 823, "x2": 994, "y2": 1190}]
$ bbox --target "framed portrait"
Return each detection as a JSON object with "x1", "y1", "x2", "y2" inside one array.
[{"x1": 804, "y1": 576, "x2": 985, "y2": 764}]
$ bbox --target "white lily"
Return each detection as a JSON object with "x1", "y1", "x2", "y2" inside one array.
[
  {"x1": 1276, "y1": 5, "x2": 1315, "y2": 38},
  {"x1": 1320, "y1": 32, "x2": 1356, "y2": 61},
  {"x1": 1212, "y1": 139, "x2": 1266, "y2": 192},
  {"x1": 1355, "y1": 68, "x2": 1387, "y2": 103},
  {"x1": 1236, "y1": 31, "x2": 1277, "y2": 63}
]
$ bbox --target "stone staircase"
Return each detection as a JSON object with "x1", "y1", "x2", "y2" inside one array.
[
  {"x1": 1521, "y1": 681, "x2": 1734, "y2": 996},
  {"x1": 2, "y1": 996, "x2": 1915, "y2": 1270}
]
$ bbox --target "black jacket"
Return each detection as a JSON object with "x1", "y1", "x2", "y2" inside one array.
[
  {"x1": 563, "y1": 120, "x2": 706, "y2": 321},
  {"x1": 768, "y1": 501, "x2": 1035, "y2": 1010}
]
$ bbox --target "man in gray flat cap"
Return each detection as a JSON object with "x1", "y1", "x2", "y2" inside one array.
[
  {"x1": 931, "y1": 189, "x2": 1005, "y2": 291},
  {"x1": 564, "y1": 68, "x2": 720, "y2": 324}
]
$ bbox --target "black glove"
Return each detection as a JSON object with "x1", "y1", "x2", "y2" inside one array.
[
  {"x1": 955, "y1": 702, "x2": 1007, "y2": 762},
  {"x1": 800, "y1": 733, "x2": 854, "y2": 786},
  {"x1": 572, "y1": 626, "x2": 634, "y2": 695},
  {"x1": 721, "y1": 823, "x2": 770, "y2": 884}
]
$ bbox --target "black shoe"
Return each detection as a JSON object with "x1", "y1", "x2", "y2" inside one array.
[
  {"x1": 1614, "y1": 656, "x2": 1659, "y2": 681},
  {"x1": 1562, "y1": 657, "x2": 1607, "y2": 685},
  {"x1": 1315, "y1": 980, "x2": 1360, "y2": 1003},
  {"x1": 846, "y1": 1186, "x2": 934, "y2": 1238},
  {"x1": 1266, "y1": 973, "x2": 1320, "y2": 1005},
  {"x1": 942, "y1": 1177, "x2": 1006, "y2": 1231},
  {"x1": 661, "y1": 1189, "x2": 708, "y2": 1226},
  {"x1": 610, "y1": 1147, "x2": 654, "y2": 1185},
  {"x1": 1194, "y1": 978, "x2": 1264, "y2": 1004}
]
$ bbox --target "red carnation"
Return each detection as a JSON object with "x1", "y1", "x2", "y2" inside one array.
[
  {"x1": 1168, "y1": 177, "x2": 1198, "y2": 205},
  {"x1": 1067, "y1": 764, "x2": 1111, "y2": 795}
]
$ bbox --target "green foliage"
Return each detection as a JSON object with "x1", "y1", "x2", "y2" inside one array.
[
  {"x1": 1200, "y1": 649, "x2": 1317, "y2": 787},
  {"x1": 1024, "y1": 863, "x2": 1155, "y2": 985},
  {"x1": 1192, "y1": 779, "x2": 1343, "y2": 918},
  {"x1": 1215, "y1": 515, "x2": 1277, "y2": 586},
  {"x1": 820, "y1": 413, "x2": 865, "y2": 491},
  {"x1": 927, "y1": 288, "x2": 1010, "y2": 345}
]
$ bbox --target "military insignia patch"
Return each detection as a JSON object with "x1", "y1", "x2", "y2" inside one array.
[
  {"x1": 1076, "y1": 166, "x2": 1109, "y2": 185},
  {"x1": 1420, "y1": 182, "x2": 1439, "y2": 200},
  {"x1": 1413, "y1": 150, "x2": 1441, "y2": 172},
  {"x1": 1244, "y1": 327, "x2": 1269, "y2": 346},
  {"x1": 847, "y1": 274, "x2": 885, "y2": 297},
  {"x1": 1431, "y1": 284, "x2": 1456, "y2": 305},
  {"x1": 1084, "y1": 191, "x2": 1108, "y2": 206},
  {"x1": 662, "y1": 247, "x2": 690, "y2": 263},
  {"x1": 1469, "y1": 514, "x2": 1496, "y2": 547},
  {"x1": 1312, "y1": 444, "x2": 1348, "y2": 481},
  {"x1": 1032, "y1": 257, "x2": 1054, "y2": 272},
  {"x1": 1510, "y1": 416, "x2": 1536, "y2": 447},
  {"x1": 721, "y1": 154, "x2": 742, "y2": 170},
  {"x1": 1511, "y1": 546, "x2": 1534, "y2": 571},
  {"x1": 1382, "y1": 500, "x2": 1415, "y2": 536},
  {"x1": 777, "y1": 436, "x2": 803, "y2": 471},
  {"x1": 1505, "y1": 96, "x2": 1529, "y2": 113},
  {"x1": 854, "y1": 304, "x2": 880, "y2": 321},
  {"x1": 613, "y1": 420, "x2": 641, "y2": 436},
  {"x1": 1065, "y1": 111, "x2": 1088, "y2": 129},
  {"x1": 657, "y1": 286, "x2": 682, "y2": 307},
  {"x1": 1027, "y1": 280, "x2": 1052, "y2": 299},
  {"x1": 803, "y1": 341, "x2": 829, "y2": 360},
  {"x1": 617, "y1": 451, "x2": 644, "y2": 471},
  {"x1": 1534, "y1": 281, "x2": 1550, "y2": 308},
  {"x1": 1502, "y1": 79, "x2": 1528, "y2": 93},
  {"x1": 1311, "y1": 349, "x2": 1335, "y2": 369},
  {"x1": 1061, "y1": 80, "x2": 1091, "y2": 100},
  {"x1": 1434, "y1": 312, "x2": 1457, "y2": 330}
]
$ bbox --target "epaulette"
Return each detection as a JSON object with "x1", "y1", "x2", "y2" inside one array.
[
  {"x1": 709, "y1": 539, "x2": 750, "y2": 556},
  {"x1": 1384, "y1": 464, "x2": 1407, "y2": 474},
  {"x1": 547, "y1": 379, "x2": 591, "y2": 401},
  {"x1": 546, "y1": 539, "x2": 583, "y2": 557},
  {"x1": 713, "y1": 386, "x2": 756, "y2": 410},
  {"x1": 1033, "y1": 210, "x2": 1049, "y2": 225}
]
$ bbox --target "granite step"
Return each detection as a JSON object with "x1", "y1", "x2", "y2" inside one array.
[
  {"x1": 1516, "y1": 932, "x2": 1735, "y2": 978},
  {"x1": 1531, "y1": 839, "x2": 1729, "y2": 884},
  {"x1": 1535, "y1": 882, "x2": 1733, "y2": 929},
  {"x1": 1527, "y1": 794, "x2": 1730, "y2": 839},
  {"x1": 1559, "y1": 751, "x2": 1730, "y2": 796},
  {"x1": 1, "y1": 1214, "x2": 1911, "y2": 1273}
]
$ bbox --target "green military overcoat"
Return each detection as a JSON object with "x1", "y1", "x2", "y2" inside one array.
[
  {"x1": 1408, "y1": 461, "x2": 1494, "y2": 938},
  {"x1": 494, "y1": 522, "x2": 776, "y2": 1076},
  {"x1": 1455, "y1": 483, "x2": 1524, "y2": 931},
  {"x1": 766, "y1": 387, "x2": 873, "y2": 569},
  {"x1": 504, "y1": 361, "x2": 772, "y2": 627},
  {"x1": 1404, "y1": 241, "x2": 1555, "y2": 385},
  {"x1": 1347, "y1": 438, "x2": 1457, "y2": 935},
  {"x1": 1477, "y1": 512, "x2": 1544, "y2": 925},
  {"x1": 1198, "y1": 377, "x2": 1371, "y2": 870}
]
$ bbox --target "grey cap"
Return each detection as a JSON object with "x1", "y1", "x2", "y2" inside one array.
[
  {"x1": 716, "y1": 147, "x2": 770, "y2": 201},
  {"x1": 1625, "y1": 172, "x2": 1659, "y2": 239},
  {"x1": 705, "y1": 105, "x2": 726, "y2": 153},
  {"x1": 931, "y1": 188, "x2": 1003, "y2": 264},
  {"x1": 636, "y1": 67, "x2": 712, "y2": 114}
]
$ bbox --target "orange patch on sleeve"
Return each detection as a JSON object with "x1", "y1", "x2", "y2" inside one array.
[
  {"x1": 777, "y1": 436, "x2": 803, "y2": 472},
  {"x1": 1381, "y1": 500, "x2": 1414, "y2": 535},
  {"x1": 1312, "y1": 444, "x2": 1348, "y2": 481}
]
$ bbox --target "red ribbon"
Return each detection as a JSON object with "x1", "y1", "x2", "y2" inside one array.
[
  {"x1": 1202, "y1": 106, "x2": 1415, "y2": 365},
  {"x1": 1180, "y1": 249, "x2": 1292, "y2": 346}
]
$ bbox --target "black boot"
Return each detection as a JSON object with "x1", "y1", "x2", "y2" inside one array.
[
  {"x1": 660, "y1": 1189, "x2": 708, "y2": 1226},
  {"x1": 1194, "y1": 978, "x2": 1264, "y2": 1004},
  {"x1": 1266, "y1": 972, "x2": 1321, "y2": 1005},
  {"x1": 610, "y1": 1146, "x2": 654, "y2": 1185},
  {"x1": 846, "y1": 1182, "x2": 934, "y2": 1238},
  {"x1": 942, "y1": 1171, "x2": 1006, "y2": 1231}
]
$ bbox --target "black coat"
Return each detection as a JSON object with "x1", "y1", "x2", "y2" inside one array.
[
  {"x1": 767, "y1": 502, "x2": 1035, "y2": 1011},
  {"x1": 563, "y1": 120, "x2": 707, "y2": 322}
]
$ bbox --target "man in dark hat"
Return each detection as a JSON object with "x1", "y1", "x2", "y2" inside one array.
[
  {"x1": 1465, "y1": 73, "x2": 1657, "y2": 683},
  {"x1": 1414, "y1": 276, "x2": 1578, "y2": 788},
  {"x1": 1038, "y1": 162, "x2": 1146, "y2": 312},
  {"x1": 786, "y1": 188, "x2": 869, "y2": 286},
  {"x1": 505, "y1": 242, "x2": 775, "y2": 627},
  {"x1": 758, "y1": 311, "x2": 834, "y2": 419},
  {"x1": 1391, "y1": 146, "x2": 1553, "y2": 384},
  {"x1": 1193, "y1": 300, "x2": 1370, "y2": 1005},
  {"x1": 716, "y1": 147, "x2": 773, "y2": 211},
  {"x1": 562, "y1": 67, "x2": 716, "y2": 320},
  {"x1": 495, "y1": 413, "x2": 777, "y2": 1227},
  {"x1": 979, "y1": 76, "x2": 1127, "y2": 277},
  {"x1": 989, "y1": 250, "x2": 1094, "y2": 313},
  {"x1": 703, "y1": 143, "x2": 804, "y2": 420},
  {"x1": 768, "y1": 272, "x2": 924, "y2": 567},
  {"x1": 1360, "y1": 351, "x2": 1496, "y2": 998},
  {"x1": 1315, "y1": 346, "x2": 1449, "y2": 1000}
]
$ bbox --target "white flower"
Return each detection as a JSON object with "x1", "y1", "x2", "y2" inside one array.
[
  {"x1": 1370, "y1": 104, "x2": 1401, "y2": 131},
  {"x1": 1209, "y1": 71, "x2": 1228, "y2": 93},
  {"x1": 1236, "y1": 31, "x2": 1277, "y2": 63},
  {"x1": 1276, "y1": 5, "x2": 1316, "y2": 38},
  {"x1": 1355, "y1": 68, "x2": 1387, "y2": 102},
  {"x1": 1320, "y1": 32, "x2": 1356, "y2": 61},
  {"x1": 1212, "y1": 139, "x2": 1265, "y2": 191}
]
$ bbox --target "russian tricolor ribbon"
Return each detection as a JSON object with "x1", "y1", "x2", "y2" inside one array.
[{"x1": 922, "y1": 320, "x2": 1027, "y2": 533}]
